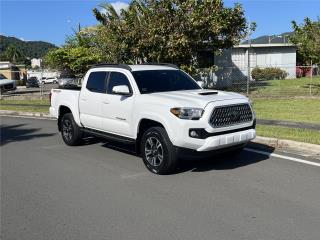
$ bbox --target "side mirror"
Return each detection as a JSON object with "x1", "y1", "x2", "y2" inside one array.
[{"x1": 112, "y1": 85, "x2": 132, "y2": 96}]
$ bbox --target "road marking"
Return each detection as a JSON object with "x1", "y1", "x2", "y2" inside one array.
[{"x1": 244, "y1": 148, "x2": 320, "y2": 167}]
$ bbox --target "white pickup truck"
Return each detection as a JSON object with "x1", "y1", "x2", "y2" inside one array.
[{"x1": 50, "y1": 63, "x2": 256, "y2": 174}]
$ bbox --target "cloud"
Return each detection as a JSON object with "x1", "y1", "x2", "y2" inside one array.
[{"x1": 108, "y1": 1, "x2": 129, "y2": 15}]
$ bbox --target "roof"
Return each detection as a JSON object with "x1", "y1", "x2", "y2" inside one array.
[
  {"x1": 234, "y1": 43, "x2": 296, "y2": 48},
  {"x1": 91, "y1": 63, "x2": 178, "y2": 72},
  {"x1": 129, "y1": 64, "x2": 177, "y2": 71}
]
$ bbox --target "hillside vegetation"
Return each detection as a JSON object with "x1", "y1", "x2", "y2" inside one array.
[{"x1": 0, "y1": 35, "x2": 57, "y2": 60}]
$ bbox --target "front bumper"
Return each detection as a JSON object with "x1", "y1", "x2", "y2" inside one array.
[
  {"x1": 173, "y1": 124, "x2": 255, "y2": 152},
  {"x1": 196, "y1": 128, "x2": 255, "y2": 151}
]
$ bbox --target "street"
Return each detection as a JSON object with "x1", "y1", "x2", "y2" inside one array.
[{"x1": 1, "y1": 116, "x2": 320, "y2": 240}]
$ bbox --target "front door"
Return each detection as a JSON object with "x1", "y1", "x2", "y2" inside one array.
[{"x1": 101, "y1": 71, "x2": 135, "y2": 137}]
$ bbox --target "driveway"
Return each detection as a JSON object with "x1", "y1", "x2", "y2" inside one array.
[{"x1": 1, "y1": 116, "x2": 320, "y2": 240}]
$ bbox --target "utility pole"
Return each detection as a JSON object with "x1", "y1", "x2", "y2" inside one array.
[
  {"x1": 247, "y1": 28, "x2": 252, "y2": 95},
  {"x1": 310, "y1": 60, "x2": 313, "y2": 96}
]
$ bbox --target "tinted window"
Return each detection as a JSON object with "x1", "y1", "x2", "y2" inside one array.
[
  {"x1": 86, "y1": 71, "x2": 108, "y2": 93},
  {"x1": 132, "y1": 70, "x2": 200, "y2": 94},
  {"x1": 107, "y1": 72, "x2": 131, "y2": 94}
]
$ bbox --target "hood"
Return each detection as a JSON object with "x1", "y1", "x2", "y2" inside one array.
[
  {"x1": 0, "y1": 79, "x2": 15, "y2": 86},
  {"x1": 144, "y1": 89, "x2": 248, "y2": 109}
]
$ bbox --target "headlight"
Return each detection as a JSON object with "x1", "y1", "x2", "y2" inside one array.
[{"x1": 170, "y1": 107, "x2": 204, "y2": 120}]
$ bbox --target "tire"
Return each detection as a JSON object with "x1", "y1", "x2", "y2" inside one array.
[
  {"x1": 60, "y1": 113, "x2": 83, "y2": 146},
  {"x1": 140, "y1": 127, "x2": 178, "y2": 174},
  {"x1": 53, "y1": 80, "x2": 58, "y2": 84}
]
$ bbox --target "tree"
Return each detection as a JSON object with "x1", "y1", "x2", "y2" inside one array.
[
  {"x1": 290, "y1": 17, "x2": 320, "y2": 65},
  {"x1": 92, "y1": 0, "x2": 252, "y2": 68},
  {"x1": 45, "y1": 0, "x2": 251, "y2": 75},
  {"x1": 5, "y1": 44, "x2": 23, "y2": 63}
]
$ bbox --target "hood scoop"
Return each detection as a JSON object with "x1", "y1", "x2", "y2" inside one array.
[{"x1": 198, "y1": 91, "x2": 218, "y2": 95}]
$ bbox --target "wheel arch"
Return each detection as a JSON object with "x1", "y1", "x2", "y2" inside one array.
[{"x1": 135, "y1": 118, "x2": 168, "y2": 155}]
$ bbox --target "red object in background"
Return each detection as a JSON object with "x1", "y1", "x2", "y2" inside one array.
[
  {"x1": 296, "y1": 66, "x2": 312, "y2": 78},
  {"x1": 49, "y1": 91, "x2": 52, "y2": 104}
]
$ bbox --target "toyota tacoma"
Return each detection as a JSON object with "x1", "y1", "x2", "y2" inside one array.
[{"x1": 50, "y1": 63, "x2": 256, "y2": 174}]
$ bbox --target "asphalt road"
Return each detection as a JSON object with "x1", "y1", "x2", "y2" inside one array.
[{"x1": 1, "y1": 117, "x2": 320, "y2": 240}]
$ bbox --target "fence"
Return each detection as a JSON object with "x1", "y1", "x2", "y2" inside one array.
[{"x1": 194, "y1": 65, "x2": 319, "y2": 98}]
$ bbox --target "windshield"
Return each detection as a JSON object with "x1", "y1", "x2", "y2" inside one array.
[
  {"x1": 0, "y1": 74, "x2": 7, "y2": 80},
  {"x1": 132, "y1": 70, "x2": 200, "y2": 94}
]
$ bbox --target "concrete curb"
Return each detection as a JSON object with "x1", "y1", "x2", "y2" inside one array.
[
  {"x1": 252, "y1": 136, "x2": 320, "y2": 155},
  {"x1": 1, "y1": 110, "x2": 319, "y2": 154},
  {"x1": 0, "y1": 110, "x2": 53, "y2": 119}
]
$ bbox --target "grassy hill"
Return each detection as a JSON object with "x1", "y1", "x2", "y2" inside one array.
[{"x1": 0, "y1": 35, "x2": 57, "y2": 59}]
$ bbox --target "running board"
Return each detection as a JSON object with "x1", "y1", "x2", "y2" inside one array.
[{"x1": 82, "y1": 128, "x2": 136, "y2": 144}]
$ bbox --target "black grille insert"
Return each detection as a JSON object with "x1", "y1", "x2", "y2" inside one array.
[{"x1": 209, "y1": 104, "x2": 253, "y2": 127}]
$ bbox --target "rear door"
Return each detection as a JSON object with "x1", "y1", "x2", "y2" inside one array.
[
  {"x1": 101, "y1": 71, "x2": 135, "y2": 137},
  {"x1": 79, "y1": 71, "x2": 109, "y2": 130}
]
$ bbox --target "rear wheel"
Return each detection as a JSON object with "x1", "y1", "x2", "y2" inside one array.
[
  {"x1": 60, "y1": 113, "x2": 83, "y2": 146},
  {"x1": 141, "y1": 127, "x2": 178, "y2": 174}
]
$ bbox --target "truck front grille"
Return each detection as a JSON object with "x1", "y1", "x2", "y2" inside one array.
[{"x1": 209, "y1": 104, "x2": 253, "y2": 128}]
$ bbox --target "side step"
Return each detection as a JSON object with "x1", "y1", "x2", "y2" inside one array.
[{"x1": 82, "y1": 128, "x2": 136, "y2": 144}]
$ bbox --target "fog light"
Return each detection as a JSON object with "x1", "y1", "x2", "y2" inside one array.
[{"x1": 190, "y1": 130, "x2": 199, "y2": 138}]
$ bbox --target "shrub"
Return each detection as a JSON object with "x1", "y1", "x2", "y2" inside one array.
[
  {"x1": 15, "y1": 80, "x2": 26, "y2": 86},
  {"x1": 251, "y1": 67, "x2": 288, "y2": 81}
]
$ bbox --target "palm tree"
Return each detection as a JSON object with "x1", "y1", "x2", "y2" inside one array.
[
  {"x1": 5, "y1": 45, "x2": 23, "y2": 63},
  {"x1": 93, "y1": 2, "x2": 121, "y2": 25}
]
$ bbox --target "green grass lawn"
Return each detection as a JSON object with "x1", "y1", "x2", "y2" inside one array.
[
  {"x1": 256, "y1": 125, "x2": 320, "y2": 145},
  {"x1": 0, "y1": 99, "x2": 50, "y2": 113},
  {"x1": 253, "y1": 98, "x2": 320, "y2": 124},
  {"x1": 0, "y1": 99, "x2": 49, "y2": 105},
  {"x1": 249, "y1": 76, "x2": 320, "y2": 97}
]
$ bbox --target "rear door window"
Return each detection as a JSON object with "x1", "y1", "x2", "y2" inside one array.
[{"x1": 86, "y1": 71, "x2": 109, "y2": 93}]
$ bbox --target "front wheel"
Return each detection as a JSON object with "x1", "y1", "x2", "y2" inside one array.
[
  {"x1": 60, "y1": 113, "x2": 83, "y2": 146},
  {"x1": 140, "y1": 127, "x2": 178, "y2": 174}
]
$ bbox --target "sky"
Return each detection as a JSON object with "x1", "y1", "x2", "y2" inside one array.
[{"x1": 0, "y1": 0, "x2": 319, "y2": 46}]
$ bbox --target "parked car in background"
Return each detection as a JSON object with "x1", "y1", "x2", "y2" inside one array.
[
  {"x1": 26, "y1": 77, "x2": 40, "y2": 88},
  {"x1": 0, "y1": 73, "x2": 17, "y2": 92},
  {"x1": 58, "y1": 78, "x2": 77, "y2": 86},
  {"x1": 41, "y1": 77, "x2": 58, "y2": 84}
]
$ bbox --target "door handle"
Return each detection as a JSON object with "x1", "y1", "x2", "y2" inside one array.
[
  {"x1": 81, "y1": 98, "x2": 87, "y2": 101},
  {"x1": 102, "y1": 100, "x2": 110, "y2": 104}
]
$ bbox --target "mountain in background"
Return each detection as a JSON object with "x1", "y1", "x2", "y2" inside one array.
[
  {"x1": 0, "y1": 35, "x2": 57, "y2": 59},
  {"x1": 242, "y1": 32, "x2": 294, "y2": 44}
]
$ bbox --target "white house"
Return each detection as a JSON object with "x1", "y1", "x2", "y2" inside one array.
[
  {"x1": 213, "y1": 43, "x2": 297, "y2": 87},
  {"x1": 31, "y1": 58, "x2": 42, "y2": 68}
]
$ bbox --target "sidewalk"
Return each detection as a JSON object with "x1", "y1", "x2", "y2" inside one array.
[{"x1": 257, "y1": 119, "x2": 320, "y2": 130}]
